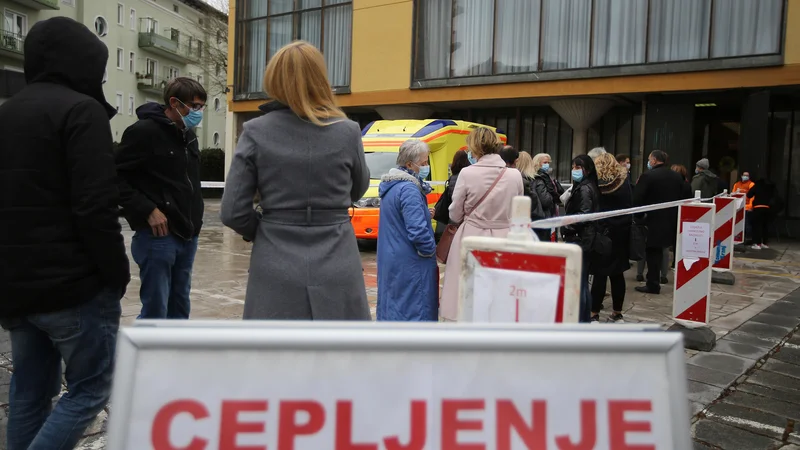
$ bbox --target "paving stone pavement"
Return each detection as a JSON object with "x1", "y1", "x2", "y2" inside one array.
[{"x1": 0, "y1": 201, "x2": 797, "y2": 449}]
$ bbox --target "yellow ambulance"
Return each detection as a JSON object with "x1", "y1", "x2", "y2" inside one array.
[{"x1": 351, "y1": 119, "x2": 507, "y2": 240}]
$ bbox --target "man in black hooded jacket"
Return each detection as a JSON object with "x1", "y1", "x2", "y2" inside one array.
[
  {"x1": 115, "y1": 77, "x2": 206, "y2": 320},
  {"x1": 0, "y1": 17, "x2": 129, "y2": 449}
]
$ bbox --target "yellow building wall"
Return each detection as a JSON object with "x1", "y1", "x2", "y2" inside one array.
[
  {"x1": 230, "y1": 0, "x2": 800, "y2": 113},
  {"x1": 350, "y1": 0, "x2": 414, "y2": 93}
]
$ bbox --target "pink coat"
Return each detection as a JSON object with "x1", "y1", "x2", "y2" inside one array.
[{"x1": 439, "y1": 154, "x2": 524, "y2": 320}]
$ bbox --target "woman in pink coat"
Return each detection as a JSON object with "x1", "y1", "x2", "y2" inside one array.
[{"x1": 439, "y1": 128, "x2": 524, "y2": 321}]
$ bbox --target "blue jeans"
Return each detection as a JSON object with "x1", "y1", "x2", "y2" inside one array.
[
  {"x1": 580, "y1": 254, "x2": 592, "y2": 323},
  {"x1": 131, "y1": 231, "x2": 198, "y2": 319},
  {"x1": 1, "y1": 287, "x2": 122, "y2": 450}
]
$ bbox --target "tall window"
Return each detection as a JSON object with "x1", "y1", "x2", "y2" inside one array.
[
  {"x1": 414, "y1": 0, "x2": 784, "y2": 81},
  {"x1": 237, "y1": 0, "x2": 353, "y2": 94},
  {"x1": 128, "y1": 94, "x2": 134, "y2": 115},
  {"x1": 168, "y1": 66, "x2": 180, "y2": 79},
  {"x1": 129, "y1": 51, "x2": 135, "y2": 73},
  {"x1": 116, "y1": 48, "x2": 124, "y2": 69},
  {"x1": 115, "y1": 93, "x2": 123, "y2": 113},
  {"x1": 117, "y1": 4, "x2": 124, "y2": 26},
  {"x1": 130, "y1": 9, "x2": 136, "y2": 30}
]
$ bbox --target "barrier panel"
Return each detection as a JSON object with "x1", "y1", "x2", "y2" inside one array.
[
  {"x1": 730, "y1": 192, "x2": 746, "y2": 244},
  {"x1": 457, "y1": 197, "x2": 582, "y2": 323},
  {"x1": 712, "y1": 194, "x2": 736, "y2": 271},
  {"x1": 107, "y1": 325, "x2": 691, "y2": 449},
  {"x1": 673, "y1": 200, "x2": 715, "y2": 327},
  {"x1": 200, "y1": 181, "x2": 225, "y2": 189}
]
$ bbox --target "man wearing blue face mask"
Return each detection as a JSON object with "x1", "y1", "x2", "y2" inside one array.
[{"x1": 115, "y1": 77, "x2": 207, "y2": 319}]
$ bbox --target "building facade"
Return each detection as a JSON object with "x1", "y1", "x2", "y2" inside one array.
[
  {"x1": 0, "y1": 0, "x2": 227, "y2": 149},
  {"x1": 229, "y1": 0, "x2": 800, "y2": 226}
]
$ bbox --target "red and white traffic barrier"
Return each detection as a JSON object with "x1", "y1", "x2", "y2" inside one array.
[
  {"x1": 730, "y1": 192, "x2": 746, "y2": 244},
  {"x1": 673, "y1": 194, "x2": 715, "y2": 327},
  {"x1": 458, "y1": 197, "x2": 582, "y2": 323},
  {"x1": 712, "y1": 192, "x2": 736, "y2": 271}
]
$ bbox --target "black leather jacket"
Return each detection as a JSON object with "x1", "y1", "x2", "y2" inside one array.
[{"x1": 563, "y1": 179, "x2": 600, "y2": 252}]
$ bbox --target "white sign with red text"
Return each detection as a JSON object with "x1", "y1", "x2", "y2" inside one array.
[
  {"x1": 459, "y1": 237, "x2": 583, "y2": 323},
  {"x1": 107, "y1": 326, "x2": 690, "y2": 450}
]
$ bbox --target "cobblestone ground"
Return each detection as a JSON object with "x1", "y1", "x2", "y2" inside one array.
[{"x1": 0, "y1": 201, "x2": 797, "y2": 449}]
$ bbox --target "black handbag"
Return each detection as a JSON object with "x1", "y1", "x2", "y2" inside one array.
[
  {"x1": 629, "y1": 221, "x2": 647, "y2": 261},
  {"x1": 433, "y1": 180, "x2": 453, "y2": 224}
]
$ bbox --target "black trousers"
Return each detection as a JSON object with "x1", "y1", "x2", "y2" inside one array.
[
  {"x1": 646, "y1": 246, "x2": 666, "y2": 292},
  {"x1": 590, "y1": 273, "x2": 625, "y2": 313},
  {"x1": 751, "y1": 208, "x2": 770, "y2": 245}
]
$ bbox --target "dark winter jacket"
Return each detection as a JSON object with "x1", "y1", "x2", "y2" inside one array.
[
  {"x1": 591, "y1": 166, "x2": 632, "y2": 276},
  {"x1": 563, "y1": 178, "x2": 600, "y2": 253},
  {"x1": 691, "y1": 170, "x2": 719, "y2": 199},
  {"x1": 0, "y1": 17, "x2": 130, "y2": 317},
  {"x1": 634, "y1": 163, "x2": 693, "y2": 248},
  {"x1": 537, "y1": 169, "x2": 565, "y2": 211},
  {"x1": 115, "y1": 102, "x2": 204, "y2": 240},
  {"x1": 747, "y1": 179, "x2": 778, "y2": 210},
  {"x1": 530, "y1": 174, "x2": 555, "y2": 220},
  {"x1": 522, "y1": 175, "x2": 545, "y2": 220}
]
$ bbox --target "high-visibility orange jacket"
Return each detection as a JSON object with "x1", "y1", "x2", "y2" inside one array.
[{"x1": 733, "y1": 180, "x2": 755, "y2": 210}]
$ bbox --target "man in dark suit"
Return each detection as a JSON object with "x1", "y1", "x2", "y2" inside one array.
[{"x1": 633, "y1": 150, "x2": 692, "y2": 294}]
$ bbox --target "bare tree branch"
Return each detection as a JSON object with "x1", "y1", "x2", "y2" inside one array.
[{"x1": 183, "y1": 0, "x2": 229, "y2": 97}]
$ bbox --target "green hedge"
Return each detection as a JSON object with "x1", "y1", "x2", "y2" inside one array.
[
  {"x1": 200, "y1": 148, "x2": 225, "y2": 181},
  {"x1": 200, "y1": 148, "x2": 225, "y2": 198}
]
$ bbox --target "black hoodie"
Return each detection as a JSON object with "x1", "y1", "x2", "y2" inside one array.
[
  {"x1": 115, "y1": 102, "x2": 203, "y2": 239},
  {"x1": 0, "y1": 17, "x2": 130, "y2": 317}
]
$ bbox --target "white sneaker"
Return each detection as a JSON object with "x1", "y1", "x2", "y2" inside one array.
[
  {"x1": 761, "y1": 244, "x2": 770, "y2": 249},
  {"x1": 751, "y1": 244, "x2": 762, "y2": 250}
]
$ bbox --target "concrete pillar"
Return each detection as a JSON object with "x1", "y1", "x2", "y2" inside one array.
[
  {"x1": 739, "y1": 91, "x2": 770, "y2": 179},
  {"x1": 223, "y1": 110, "x2": 236, "y2": 179},
  {"x1": 550, "y1": 98, "x2": 615, "y2": 158},
  {"x1": 374, "y1": 105, "x2": 434, "y2": 120}
]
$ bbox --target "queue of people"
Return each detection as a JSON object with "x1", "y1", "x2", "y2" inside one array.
[{"x1": 0, "y1": 20, "x2": 787, "y2": 447}]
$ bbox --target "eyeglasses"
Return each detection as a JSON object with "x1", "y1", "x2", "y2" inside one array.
[{"x1": 176, "y1": 98, "x2": 206, "y2": 112}]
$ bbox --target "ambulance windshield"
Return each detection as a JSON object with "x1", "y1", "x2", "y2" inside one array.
[{"x1": 364, "y1": 152, "x2": 399, "y2": 180}]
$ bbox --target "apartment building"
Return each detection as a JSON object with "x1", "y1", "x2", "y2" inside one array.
[
  {"x1": 0, "y1": 0, "x2": 227, "y2": 149},
  {"x1": 228, "y1": 0, "x2": 800, "y2": 228}
]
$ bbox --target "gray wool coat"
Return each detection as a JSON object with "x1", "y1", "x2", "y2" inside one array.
[{"x1": 220, "y1": 104, "x2": 371, "y2": 320}]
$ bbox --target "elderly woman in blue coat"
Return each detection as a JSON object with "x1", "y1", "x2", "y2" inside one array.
[{"x1": 376, "y1": 139, "x2": 438, "y2": 321}]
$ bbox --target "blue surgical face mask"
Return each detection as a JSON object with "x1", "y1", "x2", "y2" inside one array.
[
  {"x1": 541, "y1": 163, "x2": 550, "y2": 172},
  {"x1": 647, "y1": 161, "x2": 652, "y2": 170},
  {"x1": 695, "y1": 168, "x2": 700, "y2": 174},
  {"x1": 467, "y1": 151, "x2": 478, "y2": 165},
  {"x1": 571, "y1": 169, "x2": 584, "y2": 182},
  {"x1": 417, "y1": 165, "x2": 430, "y2": 180},
  {"x1": 741, "y1": 175, "x2": 749, "y2": 182},
  {"x1": 176, "y1": 99, "x2": 203, "y2": 128}
]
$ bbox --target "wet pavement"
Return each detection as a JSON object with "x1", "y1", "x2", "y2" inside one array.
[{"x1": 0, "y1": 200, "x2": 797, "y2": 448}]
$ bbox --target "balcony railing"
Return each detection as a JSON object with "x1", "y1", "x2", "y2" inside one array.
[
  {"x1": 137, "y1": 30, "x2": 199, "y2": 64},
  {"x1": 10, "y1": 0, "x2": 59, "y2": 10},
  {"x1": 136, "y1": 74, "x2": 170, "y2": 95},
  {"x1": 0, "y1": 30, "x2": 24, "y2": 60}
]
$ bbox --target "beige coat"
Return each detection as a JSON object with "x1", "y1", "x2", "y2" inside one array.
[{"x1": 439, "y1": 154, "x2": 524, "y2": 320}]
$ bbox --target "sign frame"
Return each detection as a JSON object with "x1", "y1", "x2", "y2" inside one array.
[
  {"x1": 133, "y1": 319, "x2": 662, "y2": 332},
  {"x1": 673, "y1": 202, "x2": 715, "y2": 327},
  {"x1": 107, "y1": 326, "x2": 690, "y2": 449},
  {"x1": 712, "y1": 196, "x2": 736, "y2": 271},
  {"x1": 458, "y1": 237, "x2": 583, "y2": 323}
]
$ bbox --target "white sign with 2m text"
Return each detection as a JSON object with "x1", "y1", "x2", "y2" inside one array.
[{"x1": 471, "y1": 267, "x2": 561, "y2": 323}]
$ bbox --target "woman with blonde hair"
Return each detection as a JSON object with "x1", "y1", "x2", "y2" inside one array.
[
  {"x1": 531, "y1": 153, "x2": 562, "y2": 240},
  {"x1": 515, "y1": 152, "x2": 545, "y2": 224},
  {"x1": 439, "y1": 128, "x2": 523, "y2": 321},
  {"x1": 588, "y1": 153, "x2": 633, "y2": 323},
  {"x1": 221, "y1": 41, "x2": 371, "y2": 320}
]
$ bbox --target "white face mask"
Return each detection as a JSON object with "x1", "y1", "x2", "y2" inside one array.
[{"x1": 626, "y1": 163, "x2": 631, "y2": 170}]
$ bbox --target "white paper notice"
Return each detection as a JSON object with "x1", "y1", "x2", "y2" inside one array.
[
  {"x1": 683, "y1": 258, "x2": 699, "y2": 271},
  {"x1": 682, "y1": 222, "x2": 710, "y2": 260},
  {"x1": 735, "y1": 197, "x2": 745, "y2": 210},
  {"x1": 471, "y1": 267, "x2": 561, "y2": 323}
]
